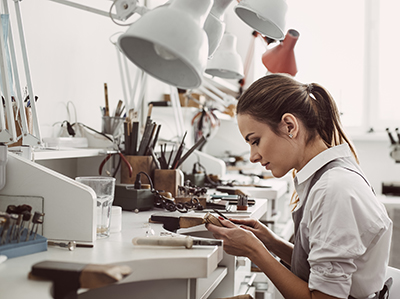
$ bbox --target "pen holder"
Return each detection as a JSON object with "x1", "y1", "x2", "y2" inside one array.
[
  {"x1": 153, "y1": 169, "x2": 184, "y2": 198},
  {"x1": 121, "y1": 155, "x2": 155, "y2": 185}
]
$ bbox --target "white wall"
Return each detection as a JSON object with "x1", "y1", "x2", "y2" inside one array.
[
  {"x1": 7, "y1": 0, "x2": 168, "y2": 139},
  {"x1": 353, "y1": 138, "x2": 400, "y2": 195}
]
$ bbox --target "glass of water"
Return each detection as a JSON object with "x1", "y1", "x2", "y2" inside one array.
[{"x1": 75, "y1": 176, "x2": 116, "y2": 239}]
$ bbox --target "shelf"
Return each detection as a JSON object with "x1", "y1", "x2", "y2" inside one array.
[
  {"x1": 33, "y1": 148, "x2": 110, "y2": 161},
  {"x1": 196, "y1": 266, "x2": 228, "y2": 299}
]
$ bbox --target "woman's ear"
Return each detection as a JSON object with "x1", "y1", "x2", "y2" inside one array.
[{"x1": 280, "y1": 113, "x2": 299, "y2": 138}]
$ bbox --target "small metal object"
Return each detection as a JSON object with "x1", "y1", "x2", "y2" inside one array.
[
  {"x1": 15, "y1": 214, "x2": 23, "y2": 242},
  {"x1": 0, "y1": 215, "x2": 10, "y2": 245},
  {"x1": 48, "y1": 241, "x2": 77, "y2": 251},
  {"x1": 237, "y1": 194, "x2": 249, "y2": 211},
  {"x1": 20, "y1": 210, "x2": 31, "y2": 235},
  {"x1": 47, "y1": 241, "x2": 93, "y2": 251},
  {"x1": 31, "y1": 212, "x2": 45, "y2": 240},
  {"x1": 8, "y1": 214, "x2": 18, "y2": 243},
  {"x1": 25, "y1": 213, "x2": 33, "y2": 242}
]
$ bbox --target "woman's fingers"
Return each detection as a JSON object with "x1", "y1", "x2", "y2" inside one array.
[
  {"x1": 230, "y1": 217, "x2": 257, "y2": 227},
  {"x1": 217, "y1": 217, "x2": 236, "y2": 228}
]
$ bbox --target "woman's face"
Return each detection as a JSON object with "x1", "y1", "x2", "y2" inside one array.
[{"x1": 237, "y1": 113, "x2": 295, "y2": 178}]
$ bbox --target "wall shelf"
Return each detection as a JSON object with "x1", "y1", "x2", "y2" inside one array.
[{"x1": 33, "y1": 148, "x2": 110, "y2": 161}]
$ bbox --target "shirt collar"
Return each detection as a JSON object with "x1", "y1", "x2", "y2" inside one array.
[{"x1": 295, "y1": 143, "x2": 353, "y2": 185}]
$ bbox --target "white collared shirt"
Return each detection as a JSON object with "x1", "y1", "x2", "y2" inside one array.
[{"x1": 294, "y1": 144, "x2": 392, "y2": 298}]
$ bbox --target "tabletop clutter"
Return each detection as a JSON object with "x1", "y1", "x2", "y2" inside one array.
[{"x1": 0, "y1": 204, "x2": 46, "y2": 258}]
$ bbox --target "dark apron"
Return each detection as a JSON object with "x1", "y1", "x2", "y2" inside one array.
[{"x1": 290, "y1": 157, "x2": 391, "y2": 299}]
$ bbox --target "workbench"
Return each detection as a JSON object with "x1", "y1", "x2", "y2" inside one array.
[{"x1": 0, "y1": 195, "x2": 279, "y2": 299}]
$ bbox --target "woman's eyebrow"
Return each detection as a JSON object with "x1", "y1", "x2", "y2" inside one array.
[{"x1": 245, "y1": 133, "x2": 254, "y2": 142}]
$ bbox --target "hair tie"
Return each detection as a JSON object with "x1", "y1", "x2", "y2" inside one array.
[{"x1": 307, "y1": 83, "x2": 316, "y2": 100}]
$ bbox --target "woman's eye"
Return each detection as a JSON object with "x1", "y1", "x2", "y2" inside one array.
[{"x1": 251, "y1": 139, "x2": 259, "y2": 146}]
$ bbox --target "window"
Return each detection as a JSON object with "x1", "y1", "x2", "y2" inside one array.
[{"x1": 376, "y1": 1, "x2": 400, "y2": 130}]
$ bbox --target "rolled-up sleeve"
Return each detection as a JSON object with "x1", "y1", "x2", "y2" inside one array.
[{"x1": 308, "y1": 248, "x2": 356, "y2": 297}]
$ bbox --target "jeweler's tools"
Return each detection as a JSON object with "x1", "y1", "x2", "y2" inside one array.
[
  {"x1": 5, "y1": 204, "x2": 32, "y2": 239},
  {"x1": 47, "y1": 241, "x2": 94, "y2": 251},
  {"x1": 8, "y1": 214, "x2": 18, "y2": 243},
  {"x1": 0, "y1": 214, "x2": 10, "y2": 245},
  {"x1": 48, "y1": 241, "x2": 77, "y2": 251},
  {"x1": 21, "y1": 210, "x2": 31, "y2": 235},
  {"x1": 32, "y1": 212, "x2": 45, "y2": 240},
  {"x1": 0, "y1": 208, "x2": 44, "y2": 245},
  {"x1": 25, "y1": 213, "x2": 33, "y2": 241},
  {"x1": 15, "y1": 214, "x2": 23, "y2": 242}
]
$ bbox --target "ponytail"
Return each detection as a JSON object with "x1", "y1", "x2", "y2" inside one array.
[{"x1": 306, "y1": 83, "x2": 358, "y2": 163}]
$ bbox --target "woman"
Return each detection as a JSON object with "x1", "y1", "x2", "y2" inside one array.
[{"x1": 206, "y1": 74, "x2": 392, "y2": 299}]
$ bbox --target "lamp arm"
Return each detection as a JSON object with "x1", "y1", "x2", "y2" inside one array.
[
  {"x1": 200, "y1": 80, "x2": 237, "y2": 108},
  {"x1": 198, "y1": 85, "x2": 227, "y2": 107},
  {"x1": 13, "y1": 0, "x2": 41, "y2": 146},
  {"x1": 48, "y1": 0, "x2": 149, "y2": 21},
  {"x1": 48, "y1": 0, "x2": 120, "y2": 19}
]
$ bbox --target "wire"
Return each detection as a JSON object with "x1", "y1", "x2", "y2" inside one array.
[{"x1": 74, "y1": 122, "x2": 113, "y2": 143}]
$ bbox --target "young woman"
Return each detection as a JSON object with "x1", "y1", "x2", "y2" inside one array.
[{"x1": 206, "y1": 74, "x2": 392, "y2": 299}]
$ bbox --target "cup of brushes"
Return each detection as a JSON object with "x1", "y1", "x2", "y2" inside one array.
[
  {"x1": 122, "y1": 103, "x2": 208, "y2": 195},
  {"x1": 122, "y1": 104, "x2": 158, "y2": 185}
]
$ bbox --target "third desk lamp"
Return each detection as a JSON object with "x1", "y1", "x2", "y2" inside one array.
[{"x1": 205, "y1": 32, "x2": 244, "y2": 80}]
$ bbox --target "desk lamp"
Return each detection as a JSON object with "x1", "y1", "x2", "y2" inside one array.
[
  {"x1": 262, "y1": 29, "x2": 300, "y2": 76},
  {"x1": 206, "y1": 32, "x2": 244, "y2": 80},
  {"x1": 47, "y1": 0, "x2": 288, "y2": 91},
  {"x1": 234, "y1": 0, "x2": 288, "y2": 40},
  {"x1": 204, "y1": 0, "x2": 233, "y2": 57},
  {"x1": 118, "y1": 0, "x2": 212, "y2": 90}
]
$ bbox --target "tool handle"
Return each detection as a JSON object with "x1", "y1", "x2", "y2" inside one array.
[{"x1": 132, "y1": 236, "x2": 193, "y2": 249}]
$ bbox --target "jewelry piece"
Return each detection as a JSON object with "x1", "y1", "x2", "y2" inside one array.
[{"x1": 289, "y1": 134, "x2": 293, "y2": 138}]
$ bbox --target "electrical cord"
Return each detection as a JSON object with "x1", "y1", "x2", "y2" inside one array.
[
  {"x1": 73, "y1": 122, "x2": 113, "y2": 143},
  {"x1": 193, "y1": 161, "x2": 220, "y2": 187}
]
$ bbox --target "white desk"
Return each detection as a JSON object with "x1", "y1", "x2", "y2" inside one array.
[{"x1": 0, "y1": 198, "x2": 270, "y2": 299}]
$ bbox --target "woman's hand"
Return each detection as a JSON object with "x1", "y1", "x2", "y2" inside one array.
[
  {"x1": 206, "y1": 217, "x2": 266, "y2": 258},
  {"x1": 217, "y1": 218, "x2": 294, "y2": 265},
  {"x1": 229, "y1": 218, "x2": 277, "y2": 249}
]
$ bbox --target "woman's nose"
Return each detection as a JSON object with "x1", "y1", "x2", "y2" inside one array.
[{"x1": 249, "y1": 150, "x2": 261, "y2": 163}]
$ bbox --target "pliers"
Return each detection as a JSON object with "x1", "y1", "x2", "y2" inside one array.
[{"x1": 99, "y1": 151, "x2": 133, "y2": 177}]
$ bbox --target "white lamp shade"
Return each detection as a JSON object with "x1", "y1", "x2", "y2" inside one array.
[
  {"x1": 118, "y1": 0, "x2": 212, "y2": 89},
  {"x1": 234, "y1": 0, "x2": 287, "y2": 40},
  {"x1": 206, "y1": 32, "x2": 244, "y2": 79},
  {"x1": 204, "y1": 0, "x2": 233, "y2": 57}
]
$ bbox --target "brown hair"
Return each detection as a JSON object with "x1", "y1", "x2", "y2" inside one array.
[{"x1": 236, "y1": 74, "x2": 358, "y2": 207}]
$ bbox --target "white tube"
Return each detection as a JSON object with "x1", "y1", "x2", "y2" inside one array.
[
  {"x1": 169, "y1": 86, "x2": 184, "y2": 137},
  {"x1": 198, "y1": 85, "x2": 227, "y2": 107},
  {"x1": 0, "y1": 143, "x2": 7, "y2": 190}
]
